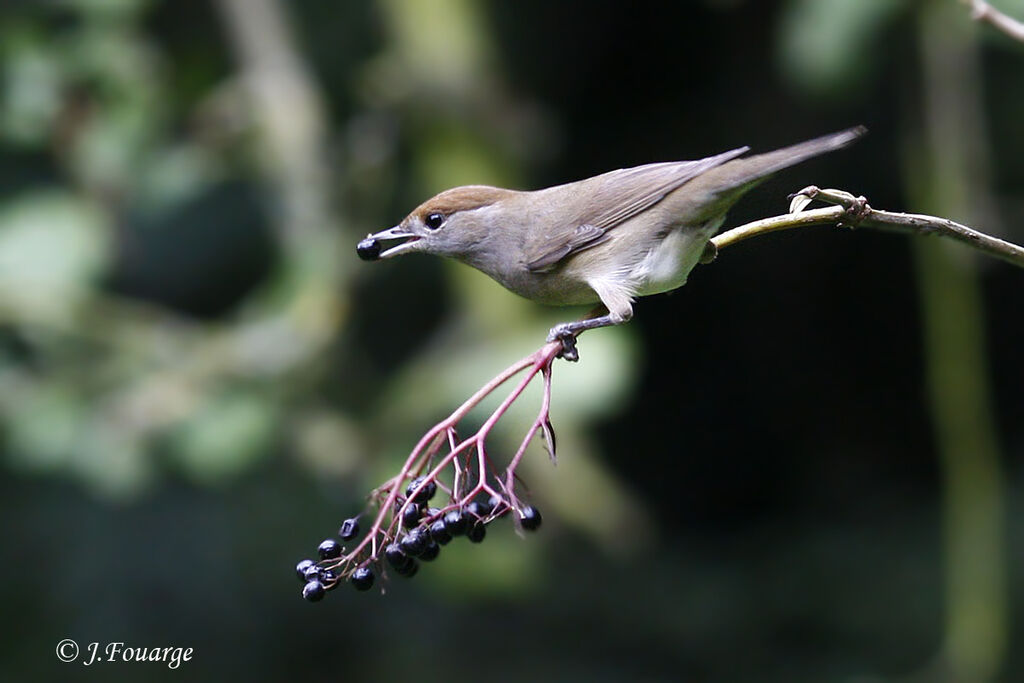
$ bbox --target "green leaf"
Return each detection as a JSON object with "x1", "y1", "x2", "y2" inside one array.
[
  {"x1": 4, "y1": 381, "x2": 83, "y2": 473},
  {"x1": 170, "y1": 392, "x2": 277, "y2": 484},
  {"x1": 777, "y1": 0, "x2": 909, "y2": 97},
  {"x1": 3, "y1": 378, "x2": 153, "y2": 500},
  {"x1": 0, "y1": 190, "x2": 111, "y2": 315},
  {"x1": 0, "y1": 46, "x2": 64, "y2": 144}
]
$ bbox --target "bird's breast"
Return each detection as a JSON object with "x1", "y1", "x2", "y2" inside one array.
[{"x1": 631, "y1": 219, "x2": 721, "y2": 297}]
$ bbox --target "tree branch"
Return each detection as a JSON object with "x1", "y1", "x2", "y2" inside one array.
[
  {"x1": 961, "y1": 0, "x2": 1024, "y2": 42},
  {"x1": 710, "y1": 186, "x2": 1024, "y2": 269}
]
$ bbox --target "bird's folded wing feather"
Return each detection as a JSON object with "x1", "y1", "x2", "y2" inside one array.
[{"x1": 525, "y1": 148, "x2": 748, "y2": 272}]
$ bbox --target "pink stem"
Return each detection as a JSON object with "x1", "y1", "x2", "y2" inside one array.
[
  {"x1": 336, "y1": 341, "x2": 562, "y2": 568},
  {"x1": 398, "y1": 343, "x2": 552, "y2": 529},
  {"x1": 504, "y1": 362, "x2": 555, "y2": 495}
]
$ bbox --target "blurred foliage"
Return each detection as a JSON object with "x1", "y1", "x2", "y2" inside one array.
[
  {"x1": 777, "y1": 0, "x2": 910, "y2": 96},
  {"x1": 1, "y1": 0, "x2": 1023, "y2": 682}
]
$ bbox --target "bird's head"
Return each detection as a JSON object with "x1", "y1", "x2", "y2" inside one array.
[{"x1": 358, "y1": 185, "x2": 519, "y2": 262}]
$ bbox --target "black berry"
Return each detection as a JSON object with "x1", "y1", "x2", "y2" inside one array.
[
  {"x1": 302, "y1": 580, "x2": 325, "y2": 602},
  {"x1": 394, "y1": 559, "x2": 419, "y2": 578},
  {"x1": 466, "y1": 522, "x2": 487, "y2": 543},
  {"x1": 405, "y1": 477, "x2": 437, "y2": 504},
  {"x1": 303, "y1": 564, "x2": 322, "y2": 582},
  {"x1": 488, "y1": 494, "x2": 509, "y2": 517},
  {"x1": 466, "y1": 500, "x2": 491, "y2": 520},
  {"x1": 385, "y1": 543, "x2": 412, "y2": 571},
  {"x1": 338, "y1": 518, "x2": 360, "y2": 541},
  {"x1": 443, "y1": 508, "x2": 467, "y2": 535},
  {"x1": 519, "y1": 505, "x2": 542, "y2": 531},
  {"x1": 429, "y1": 519, "x2": 452, "y2": 545},
  {"x1": 356, "y1": 237, "x2": 382, "y2": 261},
  {"x1": 295, "y1": 559, "x2": 315, "y2": 581},
  {"x1": 400, "y1": 528, "x2": 428, "y2": 557},
  {"x1": 318, "y1": 538, "x2": 342, "y2": 560},
  {"x1": 350, "y1": 566, "x2": 375, "y2": 591},
  {"x1": 320, "y1": 569, "x2": 338, "y2": 588},
  {"x1": 401, "y1": 502, "x2": 422, "y2": 528},
  {"x1": 419, "y1": 539, "x2": 440, "y2": 561}
]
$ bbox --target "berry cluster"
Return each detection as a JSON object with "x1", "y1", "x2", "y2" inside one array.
[
  {"x1": 294, "y1": 338, "x2": 562, "y2": 602},
  {"x1": 293, "y1": 515, "x2": 365, "y2": 601},
  {"x1": 294, "y1": 477, "x2": 542, "y2": 601}
]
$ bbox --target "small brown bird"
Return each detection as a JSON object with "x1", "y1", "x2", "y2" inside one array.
[{"x1": 359, "y1": 127, "x2": 865, "y2": 359}]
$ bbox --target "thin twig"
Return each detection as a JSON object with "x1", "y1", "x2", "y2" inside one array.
[
  {"x1": 961, "y1": 0, "x2": 1024, "y2": 42},
  {"x1": 711, "y1": 186, "x2": 1024, "y2": 270}
]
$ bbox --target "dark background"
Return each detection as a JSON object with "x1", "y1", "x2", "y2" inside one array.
[{"x1": 1, "y1": 0, "x2": 1022, "y2": 681}]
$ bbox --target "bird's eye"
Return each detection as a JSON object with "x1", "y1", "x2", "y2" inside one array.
[{"x1": 424, "y1": 213, "x2": 445, "y2": 231}]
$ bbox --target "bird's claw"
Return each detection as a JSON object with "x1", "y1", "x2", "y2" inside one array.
[{"x1": 547, "y1": 324, "x2": 580, "y2": 362}]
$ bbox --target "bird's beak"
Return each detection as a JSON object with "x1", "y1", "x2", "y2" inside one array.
[{"x1": 357, "y1": 225, "x2": 421, "y2": 261}]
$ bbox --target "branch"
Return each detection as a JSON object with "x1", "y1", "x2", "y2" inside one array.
[
  {"x1": 710, "y1": 186, "x2": 1024, "y2": 269},
  {"x1": 961, "y1": 0, "x2": 1024, "y2": 42},
  {"x1": 297, "y1": 341, "x2": 560, "y2": 596}
]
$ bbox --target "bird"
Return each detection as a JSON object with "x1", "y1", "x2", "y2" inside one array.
[{"x1": 358, "y1": 127, "x2": 865, "y2": 360}]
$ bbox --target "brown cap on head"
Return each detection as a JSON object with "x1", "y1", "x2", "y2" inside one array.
[{"x1": 410, "y1": 185, "x2": 518, "y2": 221}]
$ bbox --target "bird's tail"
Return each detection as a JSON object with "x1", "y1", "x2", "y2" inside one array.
[
  {"x1": 736, "y1": 126, "x2": 865, "y2": 184},
  {"x1": 691, "y1": 126, "x2": 866, "y2": 205}
]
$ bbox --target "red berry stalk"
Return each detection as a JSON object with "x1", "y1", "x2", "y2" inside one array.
[{"x1": 296, "y1": 340, "x2": 558, "y2": 599}]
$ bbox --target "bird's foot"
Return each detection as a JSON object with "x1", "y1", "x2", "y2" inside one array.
[{"x1": 547, "y1": 324, "x2": 580, "y2": 362}]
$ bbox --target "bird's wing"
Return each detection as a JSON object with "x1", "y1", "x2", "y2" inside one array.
[
  {"x1": 524, "y1": 148, "x2": 748, "y2": 272},
  {"x1": 523, "y1": 223, "x2": 609, "y2": 272}
]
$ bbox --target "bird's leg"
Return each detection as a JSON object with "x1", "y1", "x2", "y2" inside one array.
[{"x1": 547, "y1": 305, "x2": 632, "y2": 362}]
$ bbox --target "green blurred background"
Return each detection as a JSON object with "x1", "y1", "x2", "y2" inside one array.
[{"x1": 2, "y1": 0, "x2": 1022, "y2": 681}]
